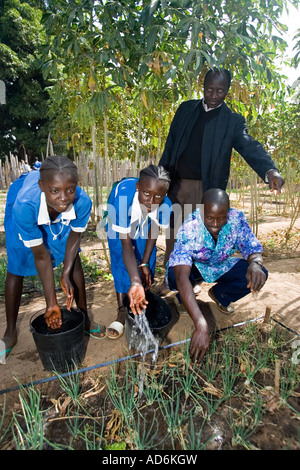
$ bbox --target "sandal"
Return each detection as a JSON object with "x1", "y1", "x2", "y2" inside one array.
[
  {"x1": 0, "y1": 340, "x2": 12, "y2": 365},
  {"x1": 208, "y1": 288, "x2": 235, "y2": 315},
  {"x1": 85, "y1": 324, "x2": 106, "y2": 339},
  {"x1": 107, "y1": 321, "x2": 125, "y2": 340}
]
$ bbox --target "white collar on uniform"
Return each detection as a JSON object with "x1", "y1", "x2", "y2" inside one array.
[
  {"x1": 38, "y1": 192, "x2": 76, "y2": 225},
  {"x1": 202, "y1": 99, "x2": 223, "y2": 112},
  {"x1": 130, "y1": 191, "x2": 159, "y2": 226}
]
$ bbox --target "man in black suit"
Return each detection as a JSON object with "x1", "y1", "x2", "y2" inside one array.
[{"x1": 158, "y1": 68, "x2": 284, "y2": 291}]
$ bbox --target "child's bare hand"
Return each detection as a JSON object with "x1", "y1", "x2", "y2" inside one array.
[
  {"x1": 140, "y1": 265, "x2": 152, "y2": 290},
  {"x1": 44, "y1": 305, "x2": 62, "y2": 330},
  {"x1": 128, "y1": 284, "x2": 148, "y2": 314},
  {"x1": 60, "y1": 277, "x2": 74, "y2": 310}
]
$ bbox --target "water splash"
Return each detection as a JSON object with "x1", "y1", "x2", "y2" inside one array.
[
  {"x1": 129, "y1": 310, "x2": 159, "y2": 362},
  {"x1": 129, "y1": 310, "x2": 160, "y2": 395}
]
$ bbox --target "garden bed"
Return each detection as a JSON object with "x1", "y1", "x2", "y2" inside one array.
[{"x1": 1, "y1": 321, "x2": 299, "y2": 450}]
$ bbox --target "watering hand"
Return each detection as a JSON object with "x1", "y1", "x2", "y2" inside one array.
[
  {"x1": 44, "y1": 304, "x2": 62, "y2": 330},
  {"x1": 128, "y1": 284, "x2": 148, "y2": 315},
  {"x1": 60, "y1": 277, "x2": 74, "y2": 311}
]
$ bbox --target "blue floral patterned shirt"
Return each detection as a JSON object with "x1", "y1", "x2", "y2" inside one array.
[{"x1": 168, "y1": 208, "x2": 263, "y2": 283}]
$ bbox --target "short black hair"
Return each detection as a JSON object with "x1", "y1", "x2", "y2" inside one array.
[
  {"x1": 201, "y1": 188, "x2": 230, "y2": 209},
  {"x1": 40, "y1": 156, "x2": 78, "y2": 183},
  {"x1": 204, "y1": 68, "x2": 232, "y2": 91}
]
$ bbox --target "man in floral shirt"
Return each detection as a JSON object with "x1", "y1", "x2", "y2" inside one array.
[{"x1": 167, "y1": 188, "x2": 268, "y2": 361}]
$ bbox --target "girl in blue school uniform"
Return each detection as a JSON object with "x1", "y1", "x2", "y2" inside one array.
[
  {"x1": 0, "y1": 156, "x2": 106, "y2": 364},
  {"x1": 105, "y1": 165, "x2": 172, "y2": 339}
]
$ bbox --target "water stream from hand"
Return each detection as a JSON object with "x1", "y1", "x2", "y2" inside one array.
[{"x1": 129, "y1": 309, "x2": 160, "y2": 396}]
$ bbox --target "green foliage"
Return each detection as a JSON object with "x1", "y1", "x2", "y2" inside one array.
[
  {"x1": 38, "y1": 0, "x2": 300, "y2": 166},
  {"x1": 104, "y1": 441, "x2": 127, "y2": 450},
  {"x1": 0, "y1": 0, "x2": 50, "y2": 160},
  {"x1": 1, "y1": 0, "x2": 300, "y2": 175}
]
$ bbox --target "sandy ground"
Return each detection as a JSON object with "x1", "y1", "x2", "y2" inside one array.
[{"x1": 0, "y1": 215, "x2": 299, "y2": 395}]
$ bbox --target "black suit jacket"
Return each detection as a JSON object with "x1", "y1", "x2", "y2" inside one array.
[{"x1": 159, "y1": 99, "x2": 278, "y2": 193}]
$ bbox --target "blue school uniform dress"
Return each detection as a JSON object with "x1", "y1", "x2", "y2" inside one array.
[
  {"x1": 106, "y1": 178, "x2": 172, "y2": 294},
  {"x1": 4, "y1": 171, "x2": 92, "y2": 276}
]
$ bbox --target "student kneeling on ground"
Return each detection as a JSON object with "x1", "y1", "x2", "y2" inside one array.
[{"x1": 167, "y1": 188, "x2": 268, "y2": 362}]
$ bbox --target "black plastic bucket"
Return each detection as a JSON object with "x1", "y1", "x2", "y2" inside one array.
[
  {"x1": 124, "y1": 291, "x2": 173, "y2": 349},
  {"x1": 30, "y1": 308, "x2": 85, "y2": 373}
]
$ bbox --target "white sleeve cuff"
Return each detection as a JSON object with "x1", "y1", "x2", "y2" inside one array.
[
  {"x1": 20, "y1": 236, "x2": 43, "y2": 248},
  {"x1": 71, "y1": 225, "x2": 87, "y2": 233}
]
